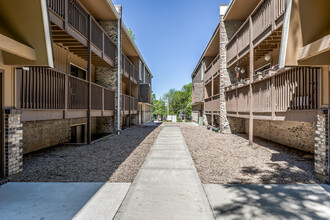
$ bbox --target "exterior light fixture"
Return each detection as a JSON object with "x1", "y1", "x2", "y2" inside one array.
[{"x1": 265, "y1": 54, "x2": 271, "y2": 61}]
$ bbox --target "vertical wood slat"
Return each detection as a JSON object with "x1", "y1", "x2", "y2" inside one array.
[{"x1": 309, "y1": 68, "x2": 312, "y2": 109}]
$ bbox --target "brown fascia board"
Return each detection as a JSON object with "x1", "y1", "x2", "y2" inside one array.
[
  {"x1": 191, "y1": 23, "x2": 220, "y2": 78},
  {"x1": 121, "y1": 22, "x2": 153, "y2": 78}
]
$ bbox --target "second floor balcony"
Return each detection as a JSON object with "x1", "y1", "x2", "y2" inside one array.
[
  {"x1": 204, "y1": 55, "x2": 220, "y2": 83},
  {"x1": 16, "y1": 67, "x2": 116, "y2": 121},
  {"x1": 226, "y1": 0, "x2": 286, "y2": 67},
  {"x1": 48, "y1": 0, "x2": 117, "y2": 67},
  {"x1": 122, "y1": 53, "x2": 139, "y2": 84},
  {"x1": 225, "y1": 66, "x2": 321, "y2": 122},
  {"x1": 205, "y1": 95, "x2": 220, "y2": 113}
]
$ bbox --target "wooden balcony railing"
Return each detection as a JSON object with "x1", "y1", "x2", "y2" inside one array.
[
  {"x1": 144, "y1": 69, "x2": 151, "y2": 85},
  {"x1": 122, "y1": 53, "x2": 139, "y2": 83},
  {"x1": 48, "y1": 0, "x2": 116, "y2": 63},
  {"x1": 205, "y1": 95, "x2": 220, "y2": 113},
  {"x1": 226, "y1": 0, "x2": 286, "y2": 66},
  {"x1": 121, "y1": 94, "x2": 138, "y2": 113},
  {"x1": 16, "y1": 67, "x2": 115, "y2": 111},
  {"x1": 204, "y1": 55, "x2": 220, "y2": 82},
  {"x1": 225, "y1": 67, "x2": 320, "y2": 115}
]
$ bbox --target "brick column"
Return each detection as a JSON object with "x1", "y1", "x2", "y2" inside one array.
[
  {"x1": 315, "y1": 110, "x2": 329, "y2": 182},
  {"x1": 4, "y1": 109, "x2": 23, "y2": 178},
  {"x1": 95, "y1": 20, "x2": 122, "y2": 133}
]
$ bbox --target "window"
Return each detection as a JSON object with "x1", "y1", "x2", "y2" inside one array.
[{"x1": 70, "y1": 64, "x2": 87, "y2": 80}]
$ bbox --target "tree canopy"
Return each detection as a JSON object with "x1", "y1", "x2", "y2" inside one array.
[{"x1": 152, "y1": 83, "x2": 192, "y2": 119}]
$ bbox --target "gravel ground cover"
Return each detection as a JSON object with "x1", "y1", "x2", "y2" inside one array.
[
  {"x1": 12, "y1": 125, "x2": 162, "y2": 183},
  {"x1": 180, "y1": 124, "x2": 319, "y2": 184}
]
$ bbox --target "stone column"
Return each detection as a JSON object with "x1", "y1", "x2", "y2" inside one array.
[
  {"x1": 315, "y1": 110, "x2": 329, "y2": 182},
  {"x1": 4, "y1": 109, "x2": 23, "y2": 178},
  {"x1": 95, "y1": 20, "x2": 121, "y2": 133},
  {"x1": 219, "y1": 9, "x2": 245, "y2": 133},
  {"x1": 219, "y1": 15, "x2": 231, "y2": 133}
]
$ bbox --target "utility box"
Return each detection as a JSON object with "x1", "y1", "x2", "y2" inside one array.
[{"x1": 198, "y1": 117, "x2": 203, "y2": 126}]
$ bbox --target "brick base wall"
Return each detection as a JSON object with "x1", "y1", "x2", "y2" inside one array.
[
  {"x1": 315, "y1": 110, "x2": 329, "y2": 179},
  {"x1": 4, "y1": 109, "x2": 23, "y2": 177},
  {"x1": 22, "y1": 117, "x2": 98, "y2": 154}
]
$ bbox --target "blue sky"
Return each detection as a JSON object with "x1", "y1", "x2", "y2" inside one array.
[{"x1": 113, "y1": 0, "x2": 230, "y2": 99}]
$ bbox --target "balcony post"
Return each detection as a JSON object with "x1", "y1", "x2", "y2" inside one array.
[
  {"x1": 87, "y1": 15, "x2": 92, "y2": 144},
  {"x1": 271, "y1": 75, "x2": 275, "y2": 119},
  {"x1": 102, "y1": 33, "x2": 105, "y2": 59},
  {"x1": 129, "y1": 66, "x2": 131, "y2": 127},
  {"x1": 248, "y1": 16, "x2": 254, "y2": 145},
  {"x1": 102, "y1": 87, "x2": 104, "y2": 116},
  {"x1": 64, "y1": 0, "x2": 68, "y2": 30},
  {"x1": 64, "y1": 75, "x2": 68, "y2": 119},
  {"x1": 236, "y1": 88, "x2": 238, "y2": 115}
]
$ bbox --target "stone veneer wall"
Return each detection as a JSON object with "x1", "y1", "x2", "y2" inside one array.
[
  {"x1": 315, "y1": 110, "x2": 329, "y2": 180},
  {"x1": 219, "y1": 18, "x2": 244, "y2": 133},
  {"x1": 4, "y1": 109, "x2": 23, "y2": 177},
  {"x1": 22, "y1": 117, "x2": 97, "y2": 154},
  {"x1": 227, "y1": 117, "x2": 315, "y2": 153},
  {"x1": 192, "y1": 83, "x2": 204, "y2": 103},
  {"x1": 227, "y1": 117, "x2": 245, "y2": 133},
  {"x1": 96, "y1": 20, "x2": 121, "y2": 132},
  {"x1": 244, "y1": 119, "x2": 315, "y2": 153}
]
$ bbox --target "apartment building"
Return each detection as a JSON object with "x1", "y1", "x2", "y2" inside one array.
[
  {"x1": 191, "y1": 0, "x2": 329, "y2": 181},
  {"x1": 138, "y1": 60, "x2": 153, "y2": 124},
  {"x1": 191, "y1": 57, "x2": 205, "y2": 123},
  {"x1": 0, "y1": 0, "x2": 153, "y2": 180}
]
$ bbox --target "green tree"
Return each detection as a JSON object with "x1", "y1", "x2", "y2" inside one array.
[
  {"x1": 128, "y1": 28, "x2": 136, "y2": 40},
  {"x1": 152, "y1": 93, "x2": 166, "y2": 119},
  {"x1": 152, "y1": 83, "x2": 192, "y2": 119}
]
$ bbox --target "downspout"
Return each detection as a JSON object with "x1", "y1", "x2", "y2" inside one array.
[
  {"x1": 117, "y1": 6, "x2": 122, "y2": 134},
  {"x1": 278, "y1": 0, "x2": 292, "y2": 69}
]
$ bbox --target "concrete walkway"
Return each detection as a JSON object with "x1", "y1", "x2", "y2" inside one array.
[{"x1": 114, "y1": 125, "x2": 215, "y2": 220}]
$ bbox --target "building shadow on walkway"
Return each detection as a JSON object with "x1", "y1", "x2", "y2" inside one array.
[{"x1": 211, "y1": 184, "x2": 330, "y2": 219}]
